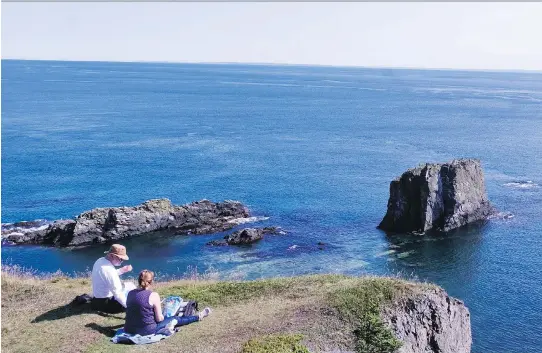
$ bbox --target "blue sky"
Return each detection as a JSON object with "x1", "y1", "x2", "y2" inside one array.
[{"x1": 2, "y1": 2, "x2": 542, "y2": 71}]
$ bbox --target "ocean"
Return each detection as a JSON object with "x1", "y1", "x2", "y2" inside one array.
[{"x1": 1, "y1": 59, "x2": 541, "y2": 352}]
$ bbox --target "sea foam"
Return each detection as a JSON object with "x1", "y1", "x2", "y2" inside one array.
[{"x1": 503, "y1": 181, "x2": 539, "y2": 189}]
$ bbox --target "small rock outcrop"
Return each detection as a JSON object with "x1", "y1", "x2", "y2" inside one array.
[
  {"x1": 379, "y1": 159, "x2": 493, "y2": 233},
  {"x1": 2, "y1": 199, "x2": 249, "y2": 247},
  {"x1": 382, "y1": 287, "x2": 472, "y2": 353},
  {"x1": 207, "y1": 227, "x2": 283, "y2": 246}
]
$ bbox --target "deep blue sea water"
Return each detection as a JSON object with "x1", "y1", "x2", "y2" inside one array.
[{"x1": 2, "y1": 60, "x2": 542, "y2": 352}]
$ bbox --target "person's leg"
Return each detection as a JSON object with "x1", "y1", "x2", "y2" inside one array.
[
  {"x1": 91, "y1": 298, "x2": 117, "y2": 313},
  {"x1": 155, "y1": 308, "x2": 211, "y2": 333},
  {"x1": 102, "y1": 298, "x2": 125, "y2": 314},
  {"x1": 155, "y1": 316, "x2": 178, "y2": 331},
  {"x1": 175, "y1": 315, "x2": 199, "y2": 326},
  {"x1": 156, "y1": 315, "x2": 199, "y2": 331}
]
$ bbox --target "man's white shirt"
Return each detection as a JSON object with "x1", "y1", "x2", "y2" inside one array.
[{"x1": 91, "y1": 257, "x2": 127, "y2": 307}]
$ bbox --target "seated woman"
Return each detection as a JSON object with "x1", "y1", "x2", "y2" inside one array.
[{"x1": 124, "y1": 270, "x2": 211, "y2": 336}]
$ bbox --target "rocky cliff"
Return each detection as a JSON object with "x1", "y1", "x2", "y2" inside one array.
[
  {"x1": 382, "y1": 287, "x2": 472, "y2": 353},
  {"x1": 2, "y1": 267, "x2": 471, "y2": 353},
  {"x1": 379, "y1": 159, "x2": 493, "y2": 233},
  {"x1": 2, "y1": 199, "x2": 249, "y2": 247}
]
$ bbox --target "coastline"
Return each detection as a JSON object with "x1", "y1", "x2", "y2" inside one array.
[
  {"x1": 1, "y1": 268, "x2": 471, "y2": 353},
  {"x1": 3, "y1": 59, "x2": 541, "y2": 352}
]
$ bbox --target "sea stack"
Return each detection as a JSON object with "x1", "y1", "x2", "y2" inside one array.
[{"x1": 378, "y1": 159, "x2": 493, "y2": 233}]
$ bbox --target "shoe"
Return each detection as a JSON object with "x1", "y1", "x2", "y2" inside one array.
[{"x1": 199, "y1": 307, "x2": 212, "y2": 320}]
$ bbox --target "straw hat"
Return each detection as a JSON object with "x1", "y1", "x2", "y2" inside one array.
[{"x1": 104, "y1": 244, "x2": 129, "y2": 260}]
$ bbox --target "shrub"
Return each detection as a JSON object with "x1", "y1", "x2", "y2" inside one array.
[{"x1": 328, "y1": 278, "x2": 402, "y2": 353}]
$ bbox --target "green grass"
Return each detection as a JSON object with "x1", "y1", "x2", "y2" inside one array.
[
  {"x1": 328, "y1": 278, "x2": 404, "y2": 353},
  {"x1": 240, "y1": 334, "x2": 310, "y2": 353},
  {"x1": 1, "y1": 270, "x2": 432, "y2": 353},
  {"x1": 158, "y1": 274, "x2": 349, "y2": 307}
]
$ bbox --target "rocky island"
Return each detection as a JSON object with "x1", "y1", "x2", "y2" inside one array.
[
  {"x1": 2, "y1": 199, "x2": 250, "y2": 247},
  {"x1": 206, "y1": 227, "x2": 285, "y2": 246},
  {"x1": 379, "y1": 159, "x2": 493, "y2": 233}
]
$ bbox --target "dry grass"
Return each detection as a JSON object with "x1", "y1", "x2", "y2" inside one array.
[{"x1": 1, "y1": 268, "x2": 435, "y2": 353}]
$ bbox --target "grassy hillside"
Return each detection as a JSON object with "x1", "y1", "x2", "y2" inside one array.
[{"x1": 1, "y1": 268, "x2": 436, "y2": 353}]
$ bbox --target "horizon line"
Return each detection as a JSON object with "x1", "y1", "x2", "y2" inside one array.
[{"x1": 3, "y1": 58, "x2": 542, "y2": 75}]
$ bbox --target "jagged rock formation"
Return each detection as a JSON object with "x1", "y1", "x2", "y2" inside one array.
[
  {"x1": 379, "y1": 159, "x2": 493, "y2": 233},
  {"x1": 2, "y1": 199, "x2": 249, "y2": 247},
  {"x1": 382, "y1": 287, "x2": 472, "y2": 353},
  {"x1": 207, "y1": 227, "x2": 283, "y2": 246}
]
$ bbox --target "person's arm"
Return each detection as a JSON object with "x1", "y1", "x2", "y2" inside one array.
[
  {"x1": 117, "y1": 265, "x2": 133, "y2": 276},
  {"x1": 107, "y1": 267, "x2": 127, "y2": 307},
  {"x1": 150, "y1": 292, "x2": 164, "y2": 323}
]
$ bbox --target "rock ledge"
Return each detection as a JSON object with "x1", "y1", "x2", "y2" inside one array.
[
  {"x1": 2, "y1": 199, "x2": 249, "y2": 247},
  {"x1": 382, "y1": 287, "x2": 472, "y2": 353}
]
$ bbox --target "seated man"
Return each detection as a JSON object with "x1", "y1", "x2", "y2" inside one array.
[{"x1": 91, "y1": 244, "x2": 134, "y2": 313}]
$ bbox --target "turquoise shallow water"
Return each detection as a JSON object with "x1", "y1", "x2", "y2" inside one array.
[{"x1": 2, "y1": 60, "x2": 542, "y2": 352}]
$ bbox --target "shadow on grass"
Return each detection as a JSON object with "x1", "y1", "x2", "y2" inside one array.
[
  {"x1": 85, "y1": 322, "x2": 124, "y2": 337},
  {"x1": 32, "y1": 303, "x2": 124, "y2": 323}
]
